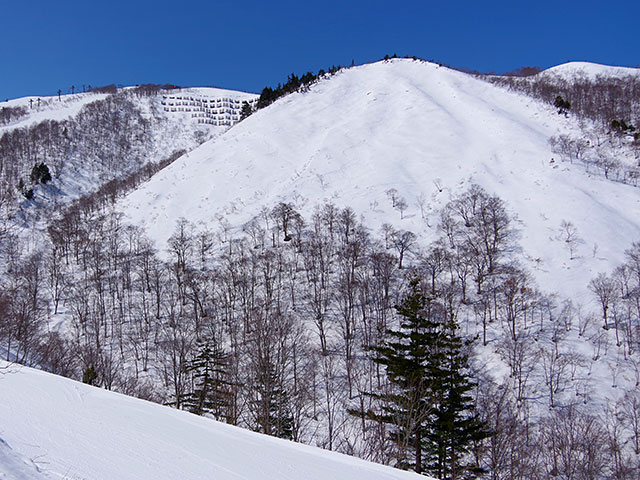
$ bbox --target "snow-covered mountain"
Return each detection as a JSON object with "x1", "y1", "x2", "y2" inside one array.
[
  {"x1": 3, "y1": 59, "x2": 640, "y2": 478},
  {"x1": 0, "y1": 361, "x2": 426, "y2": 480},
  {"x1": 120, "y1": 58, "x2": 640, "y2": 302},
  {"x1": 1, "y1": 91, "x2": 111, "y2": 134}
]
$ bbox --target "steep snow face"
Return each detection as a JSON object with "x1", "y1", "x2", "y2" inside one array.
[
  {"x1": 121, "y1": 59, "x2": 640, "y2": 302},
  {"x1": 0, "y1": 361, "x2": 426, "y2": 480},
  {"x1": 539, "y1": 61, "x2": 640, "y2": 80}
]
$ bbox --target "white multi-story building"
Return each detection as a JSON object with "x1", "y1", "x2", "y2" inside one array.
[{"x1": 160, "y1": 90, "x2": 257, "y2": 127}]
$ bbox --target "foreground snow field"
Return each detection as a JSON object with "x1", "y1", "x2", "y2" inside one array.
[{"x1": 0, "y1": 361, "x2": 427, "y2": 480}]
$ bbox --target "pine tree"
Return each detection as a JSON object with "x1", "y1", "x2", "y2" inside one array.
[
  {"x1": 362, "y1": 275, "x2": 487, "y2": 479},
  {"x1": 82, "y1": 365, "x2": 98, "y2": 385},
  {"x1": 426, "y1": 306, "x2": 487, "y2": 480},
  {"x1": 554, "y1": 95, "x2": 571, "y2": 115},
  {"x1": 182, "y1": 340, "x2": 232, "y2": 420},
  {"x1": 240, "y1": 101, "x2": 253, "y2": 120},
  {"x1": 365, "y1": 276, "x2": 438, "y2": 473},
  {"x1": 30, "y1": 163, "x2": 52, "y2": 185}
]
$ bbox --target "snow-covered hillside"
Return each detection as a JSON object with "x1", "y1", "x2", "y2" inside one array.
[
  {"x1": 121, "y1": 58, "x2": 640, "y2": 303},
  {"x1": 0, "y1": 85, "x2": 257, "y2": 227},
  {"x1": 539, "y1": 61, "x2": 640, "y2": 80},
  {"x1": 1, "y1": 86, "x2": 255, "y2": 135},
  {"x1": 0, "y1": 91, "x2": 112, "y2": 133},
  {"x1": 4, "y1": 59, "x2": 640, "y2": 478},
  {"x1": 0, "y1": 361, "x2": 426, "y2": 480}
]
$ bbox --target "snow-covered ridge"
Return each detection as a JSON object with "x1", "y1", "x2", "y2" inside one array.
[
  {"x1": 0, "y1": 91, "x2": 110, "y2": 133},
  {"x1": 1, "y1": 85, "x2": 258, "y2": 135},
  {"x1": 539, "y1": 61, "x2": 640, "y2": 80},
  {"x1": 0, "y1": 361, "x2": 426, "y2": 480},
  {"x1": 1, "y1": 84, "x2": 257, "y2": 230}
]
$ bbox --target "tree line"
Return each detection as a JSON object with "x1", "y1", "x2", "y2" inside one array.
[{"x1": 255, "y1": 66, "x2": 343, "y2": 110}]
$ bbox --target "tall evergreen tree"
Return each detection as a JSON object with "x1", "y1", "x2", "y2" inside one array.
[
  {"x1": 182, "y1": 340, "x2": 232, "y2": 421},
  {"x1": 426, "y1": 299, "x2": 487, "y2": 480},
  {"x1": 30, "y1": 163, "x2": 52, "y2": 185},
  {"x1": 361, "y1": 275, "x2": 487, "y2": 478}
]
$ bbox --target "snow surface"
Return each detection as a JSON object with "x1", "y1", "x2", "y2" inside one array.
[
  {"x1": 540, "y1": 61, "x2": 640, "y2": 80},
  {"x1": 0, "y1": 361, "x2": 426, "y2": 480},
  {"x1": 0, "y1": 437, "x2": 49, "y2": 479},
  {"x1": 120, "y1": 58, "x2": 640, "y2": 305}
]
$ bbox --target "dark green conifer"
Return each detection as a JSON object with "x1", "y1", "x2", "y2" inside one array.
[
  {"x1": 554, "y1": 95, "x2": 571, "y2": 115},
  {"x1": 240, "y1": 101, "x2": 253, "y2": 120},
  {"x1": 30, "y1": 162, "x2": 52, "y2": 185},
  {"x1": 82, "y1": 365, "x2": 98, "y2": 386},
  {"x1": 360, "y1": 275, "x2": 487, "y2": 479},
  {"x1": 183, "y1": 340, "x2": 232, "y2": 421}
]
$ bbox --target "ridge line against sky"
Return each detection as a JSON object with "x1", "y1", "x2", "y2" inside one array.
[{"x1": 1, "y1": 0, "x2": 639, "y2": 101}]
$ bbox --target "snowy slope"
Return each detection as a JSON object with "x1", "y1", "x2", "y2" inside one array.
[
  {"x1": 2, "y1": 85, "x2": 257, "y2": 233},
  {"x1": 539, "y1": 61, "x2": 640, "y2": 80},
  {"x1": 120, "y1": 58, "x2": 640, "y2": 303},
  {"x1": 0, "y1": 92, "x2": 110, "y2": 134},
  {"x1": 1, "y1": 86, "x2": 254, "y2": 135},
  {"x1": 0, "y1": 437, "x2": 49, "y2": 479},
  {"x1": 0, "y1": 361, "x2": 426, "y2": 480}
]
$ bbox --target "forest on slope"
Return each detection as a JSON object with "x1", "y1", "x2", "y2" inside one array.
[{"x1": 0, "y1": 84, "x2": 255, "y2": 230}]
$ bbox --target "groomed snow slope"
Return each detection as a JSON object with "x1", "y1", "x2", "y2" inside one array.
[
  {"x1": 0, "y1": 361, "x2": 426, "y2": 480},
  {"x1": 121, "y1": 59, "x2": 640, "y2": 303}
]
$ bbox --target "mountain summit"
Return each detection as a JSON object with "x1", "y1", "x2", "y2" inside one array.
[{"x1": 121, "y1": 59, "x2": 640, "y2": 299}]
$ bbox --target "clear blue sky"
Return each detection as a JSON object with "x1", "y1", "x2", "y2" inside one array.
[{"x1": 1, "y1": 0, "x2": 638, "y2": 100}]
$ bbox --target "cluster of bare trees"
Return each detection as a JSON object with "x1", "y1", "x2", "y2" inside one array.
[
  {"x1": 589, "y1": 243, "x2": 640, "y2": 356},
  {"x1": 548, "y1": 130, "x2": 640, "y2": 186},
  {"x1": 0, "y1": 104, "x2": 28, "y2": 126},
  {"x1": 490, "y1": 70, "x2": 640, "y2": 189},
  {"x1": 0, "y1": 88, "x2": 188, "y2": 224},
  {"x1": 488, "y1": 72, "x2": 640, "y2": 130},
  {"x1": 477, "y1": 379, "x2": 640, "y2": 479},
  {"x1": 1, "y1": 185, "x2": 640, "y2": 477}
]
